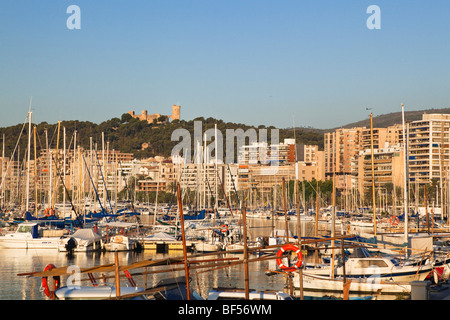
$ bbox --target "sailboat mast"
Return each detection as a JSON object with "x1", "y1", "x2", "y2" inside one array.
[
  {"x1": 63, "y1": 126, "x2": 66, "y2": 217},
  {"x1": 25, "y1": 111, "x2": 32, "y2": 212},
  {"x1": 52, "y1": 121, "x2": 61, "y2": 210},
  {"x1": 370, "y1": 113, "x2": 377, "y2": 237},
  {"x1": 33, "y1": 126, "x2": 38, "y2": 218},
  {"x1": 401, "y1": 103, "x2": 409, "y2": 243},
  {"x1": 176, "y1": 183, "x2": 190, "y2": 300},
  {"x1": 45, "y1": 129, "x2": 50, "y2": 209},
  {"x1": 215, "y1": 124, "x2": 218, "y2": 212},
  {"x1": 1, "y1": 133, "x2": 4, "y2": 208}
]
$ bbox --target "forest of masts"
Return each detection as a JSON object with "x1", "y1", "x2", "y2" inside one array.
[{"x1": 1, "y1": 113, "x2": 449, "y2": 224}]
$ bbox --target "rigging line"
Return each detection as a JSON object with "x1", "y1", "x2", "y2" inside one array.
[
  {"x1": 47, "y1": 122, "x2": 59, "y2": 150},
  {"x1": 304, "y1": 179, "x2": 328, "y2": 207},
  {"x1": 45, "y1": 140, "x2": 83, "y2": 227},
  {"x1": 93, "y1": 148, "x2": 113, "y2": 213},
  {"x1": 117, "y1": 160, "x2": 141, "y2": 225},
  {"x1": 82, "y1": 154, "x2": 105, "y2": 213},
  {"x1": 216, "y1": 170, "x2": 234, "y2": 217},
  {"x1": 0, "y1": 114, "x2": 28, "y2": 191},
  {"x1": 227, "y1": 164, "x2": 240, "y2": 207}
]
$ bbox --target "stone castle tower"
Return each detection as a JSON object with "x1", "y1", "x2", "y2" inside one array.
[
  {"x1": 171, "y1": 104, "x2": 180, "y2": 121},
  {"x1": 128, "y1": 104, "x2": 181, "y2": 123}
]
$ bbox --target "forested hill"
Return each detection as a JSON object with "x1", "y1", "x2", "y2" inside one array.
[{"x1": 0, "y1": 114, "x2": 324, "y2": 160}]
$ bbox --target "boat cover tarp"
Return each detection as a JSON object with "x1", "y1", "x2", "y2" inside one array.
[{"x1": 71, "y1": 228, "x2": 102, "y2": 240}]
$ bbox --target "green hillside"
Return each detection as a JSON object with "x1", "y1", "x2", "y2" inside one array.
[{"x1": 0, "y1": 114, "x2": 324, "y2": 161}]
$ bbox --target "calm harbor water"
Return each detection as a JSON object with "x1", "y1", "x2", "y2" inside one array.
[{"x1": 0, "y1": 217, "x2": 318, "y2": 300}]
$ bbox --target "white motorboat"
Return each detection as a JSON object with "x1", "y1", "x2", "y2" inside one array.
[
  {"x1": 300, "y1": 247, "x2": 434, "y2": 283},
  {"x1": 297, "y1": 273, "x2": 411, "y2": 294},
  {"x1": 0, "y1": 222, "x2": 60, "y2": 249},
  {"x1": 58, "y1": 228, "x2": 103, "y2": 252}
]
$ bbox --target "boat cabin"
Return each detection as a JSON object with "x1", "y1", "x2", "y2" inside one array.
[{"x1": 12, "y1": 223, "x2": 39, "y2": 239}]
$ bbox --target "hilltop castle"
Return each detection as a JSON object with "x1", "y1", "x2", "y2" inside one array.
[{"x1": 128, "y1": 104, "x2": 180, "y2": 124}]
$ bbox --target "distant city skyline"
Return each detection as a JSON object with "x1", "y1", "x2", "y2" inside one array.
[{"x1": 1, "y1": 1, "x2": 449, "y2": 129}]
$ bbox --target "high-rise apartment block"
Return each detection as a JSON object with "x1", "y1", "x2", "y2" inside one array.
[
  {"x1": 326, "y1": 113, "x2": 450, "y2": 198},
  {"x1": 408, "y1": 113, "x2": 450, "y2": 184}
]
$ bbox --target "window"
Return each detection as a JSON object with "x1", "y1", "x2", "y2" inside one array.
[
  {"x1": 355, "y1": 259, "x2": 389, "y2": 269},
  {"x1": 17, "y1": 225, "x2": 32, "y2": 233}
]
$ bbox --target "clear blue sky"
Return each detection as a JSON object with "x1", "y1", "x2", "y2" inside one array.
[{"x1": 0, "y1": 0, "x2": 449, "y2": 129}]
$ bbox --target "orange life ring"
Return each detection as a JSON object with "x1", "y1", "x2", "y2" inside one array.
[
  {"x1": 276, "y1": 244, "x2": 303, "y2": 272},
  {"x1": 389, "y1": 216, "x2": 399, "y2": 226},
  {"x1": 220, "y1": 225, "x2": 228, "y2": 232},
  {"x1": 42, "y1": 264, "x2": 61, "y2": 299}
]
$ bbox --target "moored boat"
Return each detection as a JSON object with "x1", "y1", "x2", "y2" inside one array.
[
  {"x1": 58, "y1": 228, "x2": 103, "y2": 252},
  {"x1": 297, "y1": 273, "x2": 412, "y2": 294},
  {"x1": 0, "y1": 222, "x2": 61, "y2": 249},
  {"x1": 101, "y1": 221, "x2": 140, "y2": 252},
  {"x1": 55, "y1": 285, "x2": 146, "y2": 300}
]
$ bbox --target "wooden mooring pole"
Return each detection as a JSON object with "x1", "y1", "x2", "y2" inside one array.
[
  {"x1": 177, "y1": 183, "x2": 191, "y2": 300},
  {"x1": 242, "y1": 201, "x2": 250, "y2": 300}
]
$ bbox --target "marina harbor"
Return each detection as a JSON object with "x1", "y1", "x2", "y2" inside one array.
[
  {"x1": 2, "y1": 201, "x2": 450, "y2": 301},
  {"x1": 3, "y1": 108, "x2": 450, "y2": 301},
  {"x1": 1, "y1": 1, "x2": 449, "y2": 303}
]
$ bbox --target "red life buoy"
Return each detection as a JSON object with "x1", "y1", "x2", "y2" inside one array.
[
  {"x1": 389, "y1": 216, "x2": 399, "y2": 226},
  {"x1": 42, "y1": 264, "x2": 61, "y2": 299},
  {"x1": 220, "y1": 225, "x2": 228, "y2": 232},
  {"x1": 276, "y1": 244, "x2": 303, "y2": 272}
]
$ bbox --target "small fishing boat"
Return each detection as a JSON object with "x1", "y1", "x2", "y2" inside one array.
[
  {"x1": 101, "y1": 222, "x2": 140, "y2": 252},
  {"x1": 103, "y1": 235, "x2": 139, "y2": 252}
]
